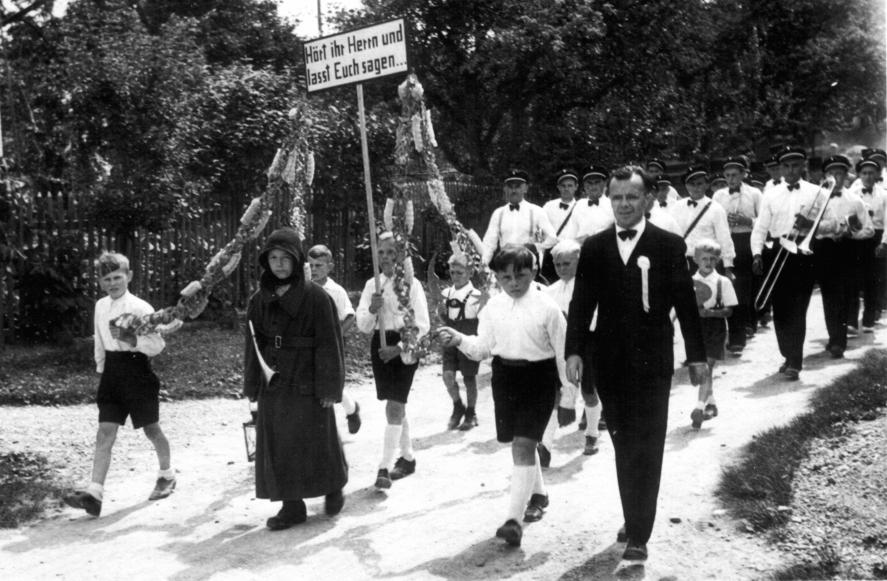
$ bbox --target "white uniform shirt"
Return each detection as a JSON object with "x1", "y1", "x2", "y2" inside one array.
[
  {"x1": 562, "y1": 197, "x2": 615, "y2": 241},
  {"x1": 848, "y1": 181, "x2": 887, "y2": 230},
  {"x1": 544, "y1": 277, "x2": 574, "y2": 315},
  {"x1": 543, "y1": 198, "x2": 577, "y2": 238},
  {"x1": 816, "y1": 189, "x2": 874, "y2": 241},
  {"x1": 763, "y1": 178, "x2": 781, "y2": 193},
  {"x1": 457, "y1": 285, "x2": 568, "y2": 387},
  {"x1": 647, "y1": 204, "x2": 681, "y2": 236},
  {"x1": 441, "y1": 282, "x2": 482, "y2": 321},
  {"x1": 669, "y1": 197, "x2": 736, "y2": 266},
  {"x1": 751, "y1": 179, "x2": 821, "y2": 256},
  {"x1": 692, "y1": 270, "x2": 738, "y2": 310},
  {"x1": 481, "y1": 201, "x2": 558, "y2": 264},
  {"x1": 93, "y1": 291, "x2": 165, "y2": 373},
  {"x1": 712, "y1": 184, "x2": 762, "y2": 234},
  {"x1": 355, "y1": 274, "x2": 430, "y2": 339},
  {"x1": 321, "y1": 278, "x2": 354, "y2": 322}
]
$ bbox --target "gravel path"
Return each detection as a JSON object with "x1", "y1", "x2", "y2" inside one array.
[{"x1": 0, "y1": 292, "x2": 884, "y2": 581}]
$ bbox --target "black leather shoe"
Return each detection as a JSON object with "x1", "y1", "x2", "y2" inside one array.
[
  {"x1": 390, "y1": 457, "x2": 416, "y2": 480},
  {"x1": 616, "y1": 524, "x2": 627, "y2": 543},
  {"x1": 523, "y1": 493, "x2": 549, "y2": 522},
  {"x1": 346, "y1": 402, "x2": 362, "y2": 434},
  {"x1": 495, "y1": 519, "x2": 523, "y2": 546},
  {"x1": 63, "y1": 490, "x2": 102, "y2": 517},
  {"x1": 622, "y1": 543, "x2": 648, "y2": 561},
  {"x1": 447, "y1": 400, "x2": 466, "y2": 430},
  {"x1": 537, "y1": 444, "x2": 551, "y2": 468},
  {"x1": 266, "y1": 500, "x2": 307, "y2": 530},
  {"x1": 325, "y1": 489, "x2": 345, "y2": 516},
  {"x1": 374, "y1": 468, "x2": 392, "y2": 489},
  {"x1": 583, "y1": 436, "x2": 599, "y2": 455}
]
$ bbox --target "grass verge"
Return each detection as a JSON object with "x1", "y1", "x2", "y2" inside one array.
[{"x1": 0, "y1": 452, "x2": 65, "y2": 528}]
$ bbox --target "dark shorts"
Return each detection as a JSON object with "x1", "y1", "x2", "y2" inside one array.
[
  {"x1": 491, "y1": 357, "x2": 558, "y2": 443},
  {"x1": 371, "y1": 331, "x2": 419, "y2": 404},
  {"x1": 97, "y1": 352, "x2": 161, "y2": 429},
  {"x1": 442, "y1": 346, "x2": 480, "y2": 377},
  {"x1": 701, "y1": 317, "x2": 727, "y2": 361}
]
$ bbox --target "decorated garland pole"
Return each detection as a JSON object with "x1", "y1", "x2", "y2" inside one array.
[
  {"x1": 110, "y1": 105, "x2": 314, "y2": 336},
  {"x1": 381, "y1": 73, "x2": 489, "y2": 361}
]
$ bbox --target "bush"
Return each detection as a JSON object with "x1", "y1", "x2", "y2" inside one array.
[{"x1": 0, "y1": 452, "x2": 65, "y2": 528}]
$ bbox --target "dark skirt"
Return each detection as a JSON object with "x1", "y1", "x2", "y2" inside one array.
[{"x1": 491, "y1": 357, "x2": 559, "y2": 443}]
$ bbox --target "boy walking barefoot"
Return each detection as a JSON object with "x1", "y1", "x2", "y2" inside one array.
[
  {"x1": 691, "y1": 240, "x2": 738, "y2": 429},
  {"x1": 64, "y1": 252, "x2": 173, "y2": 517},
  {"x1": 308, "y1": 244, "x2": 362, "y2": 434},
  {"x1": 439, "y1": 245, "x2": 568, "y2": 547},
  {"x1": 439, "y1": 253, "x2": 482, "y2": 431},
  {"x1": 356, "y1": 233, "x2": 430, "y2": 489}
]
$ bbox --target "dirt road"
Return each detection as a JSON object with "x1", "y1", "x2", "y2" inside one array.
[{"x1": 1, "y1": 292, "x2": 882, "y2": 580}]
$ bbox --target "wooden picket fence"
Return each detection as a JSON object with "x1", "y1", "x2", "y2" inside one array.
[{"x1": 0, "y1": 177, "x2": 509, "y2": 341}]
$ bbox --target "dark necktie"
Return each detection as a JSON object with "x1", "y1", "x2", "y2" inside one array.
[
  {"x1": 509, "y1": 203, "x2": 520, "y2": 211},
  {"x1": 559, "y1": 202, "x2": 569, "y2": 210},
  {"x1": 862, "y1": 188, "x2": 872, "y2": 195},
  {"x1": 786, "y1": 183, "x2": 799, "y2": 191},
  {"x1": 618, "y1": 229, "x2": 637, "y2": 241},
  {"x1": 588, "y1": 199, "x2": 599, "y2": 207},
  {"x1": 688, "y1": 199, "x2": 698, "y2": 208}
]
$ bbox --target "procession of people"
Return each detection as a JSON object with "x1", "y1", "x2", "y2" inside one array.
[{"x1": 62, "y1": 144, "x2": 887, "y2": 565}]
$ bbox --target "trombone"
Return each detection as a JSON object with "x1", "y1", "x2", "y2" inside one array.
[
  {"x1": 248, "y1": 320, "x2": 279, "y2": 386},
  {"x1": 754, "y1": 176, "x2": 837, "y2": 311}
]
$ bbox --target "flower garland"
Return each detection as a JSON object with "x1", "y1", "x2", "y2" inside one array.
[
  {"x1": 385, "y1": 74, "x2": 488, "y2": 360},
  {"x1": 112, "y1": 106, "x2": 314, "y2": 335}
]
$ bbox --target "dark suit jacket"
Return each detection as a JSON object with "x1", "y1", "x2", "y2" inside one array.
[{"x1": 565, "y1": 222, "x2": 705, "y2": 389}]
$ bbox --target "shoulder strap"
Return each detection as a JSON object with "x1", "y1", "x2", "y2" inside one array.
[
  {"x1": 715, "y1": 277, "x2": 723, "y2": 309},
  {"x1": 556, "y1": 203, "x2": 576, "y2": 236},
  {"x1": 683, "y1": 200, "x2": 712, "y2": 239}
]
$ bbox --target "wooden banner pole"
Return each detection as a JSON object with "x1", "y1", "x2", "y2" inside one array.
[{"x1": 356, "y1": 83, "x2": 386, "y2": 347}]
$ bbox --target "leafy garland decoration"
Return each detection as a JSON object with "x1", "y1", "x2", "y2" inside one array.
[{"x1": 111, "y1": 106, "x2": 314, "y2": 335}]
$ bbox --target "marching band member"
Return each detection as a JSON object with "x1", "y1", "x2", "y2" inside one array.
[
  {"x1": 561, "y1": 164, "x2": 615, "y2": 242},
  {"x1": 848, "y1": 157, "x2": 887, "y2": 330},
  {"x1": 712, "y1": 157, "x2": 762, "y2": 353},
  {"x1": 541, "y1": 168, "x2": 580, "y2": 281},
  {"x1": 763, "y1": 155, "x2": 782, "y2": 192},
  {"x1": 751, "y1": 146, "x2": 822, "y2": 380},
  {"x1": 669, "y1": 165, "x2": 735, "y2": 274},
  {"x1": 646, "y1": 159, "x2": 680, "y2": 203},
  {"x1": 812, "y1": 155, "x2": 872, "y2": 357},
  {"x1": 482, "y1": 169, "x2": 558, "y2": 267}
]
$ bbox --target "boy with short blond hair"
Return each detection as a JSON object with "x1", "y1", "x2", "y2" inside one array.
[
  {"x1": 308, "y1": 244, "x2": 362, "y2": 434},
  {"x1": 64, "y1": 252, "x2": 174, "y2": 517}
]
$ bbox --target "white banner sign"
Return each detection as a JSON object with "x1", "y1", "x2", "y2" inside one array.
[{"x1": 304, "y1": 19, "x2": 410, "y2": 93}]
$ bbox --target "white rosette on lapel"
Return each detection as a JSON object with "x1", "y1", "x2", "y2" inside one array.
[{"x1": 637, "y1": 256, "x2": 650, "y2": 313}]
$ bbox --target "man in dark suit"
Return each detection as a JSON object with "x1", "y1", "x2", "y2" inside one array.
[{"x1": 565, "y1": 165, "x2": 707, "y2": 562}]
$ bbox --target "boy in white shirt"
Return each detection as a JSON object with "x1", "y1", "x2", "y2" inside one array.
[
  {"x1": 64, "y1": 252, "x2": 173, "y2": 517},
  {"x1": 308, "y1": 244, "x2": 362, "y2": 434},
  {"x1": 438, "y1": 253, "x2": 483, "y2": 430},
  {"x1": 439, "y1": 244, "x2": 568, "y2": 548},
  {"x1": 690, "y1": 240, "x2": 738, "y2": 429}
]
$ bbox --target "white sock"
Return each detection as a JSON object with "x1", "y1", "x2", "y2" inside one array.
[
  {"x1": 380, "y1": 424, "x2": 402, "y2": 470},
  {"x1": 584, "y1": 403, "x2": 602, "y2": 438},
  {"x1": 341, "y1": 391, "x2": 356, "y2": 415},
  {"x1": 507, "y1": 465, "x2": 536, "y2": 522},
  {"x1": 695, "y1": 401, "x2": 706, "y2": 410},
  {"x1": 541, "y1": 410, "x2": 558, "y2": 449},
  {"x1": 399, "y1": 416, "x2": 414, "y2": 462},
  {"x1": 705, "y1": 395, "x2": 717, "y2": 406},
  {"x1": 86, "y1": 482, "x2": 104, "y2": 501},
  {"x1": 531, "y1": 456, "x2": 547, "y2": 496},
  {"x1": 158, "y1": 468, "x2": 175, "y2": 480}
]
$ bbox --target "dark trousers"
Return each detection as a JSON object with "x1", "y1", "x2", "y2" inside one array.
[
  {"x1": 728, "y1": 232, "x2": 754, "y2": 346},
  {"x1": 764, "y1": 246, "x2": 815, "y2": 369},
  {"x1": 848, "y1": 234, "x2": 883, "y2": 328},
  {"x1": 813, "y1": 238, "x2": 851, "y2": 351},
  {"x1": 597, "y1": 375, "x2": 671, "y2": 545}
]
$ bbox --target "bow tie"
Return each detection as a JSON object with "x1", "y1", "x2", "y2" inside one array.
[
  {"x1": 559, "y1": 202, "x2": 570, "y2": 210},
  {"x1": 644, "y1": 212, "x2": 651, "y2": 220},
  {"x1": 509, "y1": 203, "x2": 520, "y2": 211},
  {"x1": 588, "y1": 199, "x2": 599, "y2": 207},
  {"x1": 862, "y1": 188, "x2": 872, "y2": 195},
  {"x1": 786, "y1": 183, "x2": 799, "y2": 191},
  {"x1": 687, "y1": 199, "x2": 699, "y2": 208},
  {"x1": 729, "y1": 188, "x2": 741, "y2": 194},
  {"x1": 832, "y1": 190, "x2": 842, "y2": 198},
  {"x1": 658, "y1": 200, "x2": 667, "y2": 208},
  {"x1": 618, "y1": 229, "x2": 637, "y2": 241}
]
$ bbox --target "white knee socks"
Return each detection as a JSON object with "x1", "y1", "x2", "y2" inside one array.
[
  {"x1": 541, "y1": 410, "x2": 558, "y2": 449},
  {"x1": 507, "y1": 465, "x2": 536, "y2": 522},
  {"x1": 584, "y1": 402, "x2": 602, "y2": 438},
  {"x1": 341, "y1": 391, "x2": 356, "y2": 415},
  {"x1": 399, "y1": 416, "x2": 414, "y2": 462},
  {"x1": 380, "y1": 424, "x2": 402, "y2": 470}
]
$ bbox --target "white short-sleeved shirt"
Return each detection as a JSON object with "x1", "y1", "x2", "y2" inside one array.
[
  {"x1": 441, "y1": 282, "x2": 481, "y2": 321},
  {"x1": 692, "y1": 270, "x2": 738, "y2": 310},
  {"x1": 321, "y1": 277, "x2": 354, "y2": 322}
]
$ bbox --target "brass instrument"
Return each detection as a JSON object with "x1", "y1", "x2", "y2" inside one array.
[
  {"x1": 248, "y1": 320, "x2": 279, "y2": 385},
  {"x1": 754, "y1": 176, "x2": 837, "y2": 311}
]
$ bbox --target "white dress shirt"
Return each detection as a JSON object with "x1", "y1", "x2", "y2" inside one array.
[
  {"x1": 616, "y1": 218, "x2": 647, "y2": 265},
  {"x1": 751, "y1": 179, "x2": 821, "y2": 256},
  {"x1": 442, "y1": 282, "x2": 482, "y2": 320},
  {"x1": 669, "y1": 197, "x2": 736, "y2": 266},
  {"x1": 693, "y1": 270, "x2": 739, "y2": 310},
  {"x1": 321, "y1": 278, "x2": 354, "y2": 322},
  {"x1": 544, "y1": 277, "x2": 575, "y2": 315},
  {"x1": 848, "y1": 182, "x2": 887, "y2": 230},
  {"x1": 562, "y1": 197, "x2": 615, "y2": 241},
  {"x1": 815, "y1": 189, "x2": 874, "y2": 241},
  {"x1": 712, "y1": 184, "x2": 762, "y2": 234},
  {"x1": 94, "y1": 291, "x2": 165, "y2": 373},
  {"x1": 457, "y1": 285, "x2": 568, "y2": 387},
  {"x1": 355, "y1": 274, "x2": 430, "y2": 339},
  {"x1": 647, "y1": 204, "x2": 681, "y2": 236},
  {"x1": 482, "y1": 201, "x2": 558, "y2": 264},
  {"x1": 543, "y1": 198, "x2": 577, "y2": 238}
]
